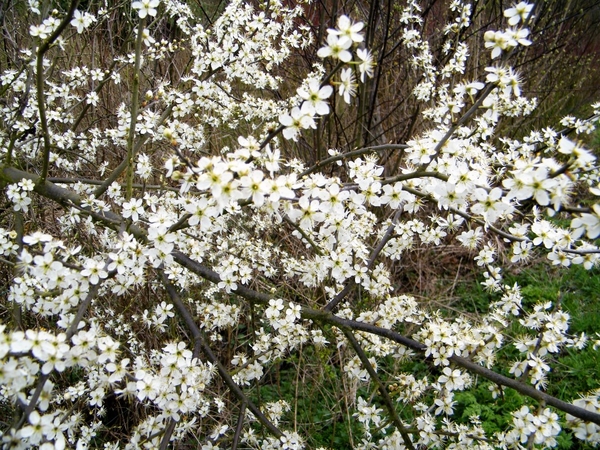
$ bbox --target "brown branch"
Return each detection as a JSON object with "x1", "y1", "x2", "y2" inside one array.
[
  {"x1": 300, "y1": 143, "x2": 408, "y2": 177},
  {"x1": 311, "y1": 311, "x2": 600, "y2": 426},
  {"x1": 343, "y1": 329, "x2": 416, "y2": 450},
  {"x1": 159, "y1": 273, "x2": 283, "y2": 438},
  {"x1": 158, "y1": 418, "x2": 176, "y2": 450},
  {"x1": 232, "y1": 400, "x2": 247, "y2": 450}
]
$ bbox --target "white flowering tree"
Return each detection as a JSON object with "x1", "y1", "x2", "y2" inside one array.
[{"x1": 1, "y1": 0, "x2": 600, "y2": 448}]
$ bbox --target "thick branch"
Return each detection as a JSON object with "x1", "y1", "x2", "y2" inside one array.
[
  {"x1": 158, "y1": 419, "x2": 176, "y2": 450},
  {"x1": 160, "y1": 274, "x2": 283, "y2": 438},
  {"x1": 315, "y1": 312, "x2": 600, "y2": 426}
]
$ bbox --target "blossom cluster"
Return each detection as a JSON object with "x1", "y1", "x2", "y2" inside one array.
[
  {"x1": 6, "y1": 178, "x2": 34, "y2": 213},
  {"x1": 0, "y1": 324, "x2": 123, "y2": 448},
  {"x1": 566, "y1": 393, "x2": 600, "y2": 444},
  {"x1": 279, "y1": 15, "x2": 374, "y2": 141}
]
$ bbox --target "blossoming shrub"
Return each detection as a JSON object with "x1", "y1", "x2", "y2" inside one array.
[{"x1": 0, "y1": 0, "x2": 600, "y2": 448}]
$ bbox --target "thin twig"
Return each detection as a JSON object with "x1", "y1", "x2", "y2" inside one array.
[
  {"x1": 38, "y1": 0, "x2": 81, "y2": 183},
  {"x1": 343, "y1": 329, "x2": 416, "y2": 450},
  {"x1": 300, "y1": 144, "x2": 408, "y2": 177},
  {"x1": 125, "y1": 18, "x2": 146, "y2": 200}
]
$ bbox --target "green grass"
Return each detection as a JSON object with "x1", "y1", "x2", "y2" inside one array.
[
  {"x1": 453, "y1": 262, "x2": 600, "y2": 394},
  {"x1": 250, "y1": 347, "x2": 366, "y2": 448},
  {"x1": 451, "y1": 262, "x2": 600, "y2": 447}
]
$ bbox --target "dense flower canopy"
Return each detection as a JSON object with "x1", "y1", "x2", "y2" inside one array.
[{"x1": 0, "y1": 0, "x2": 600, "y2": 448}]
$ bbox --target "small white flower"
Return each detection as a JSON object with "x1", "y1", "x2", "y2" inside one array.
[
  {"x1": 279, "y1": 103, "x2": 316, "y2": 141},
  {"x1": 297, "y1": 80, "x2": 333, "y2": 116},
  {"x1": 330, "y1": 15, "x2": 364, "y2": 43},
  {"x1": 87, "y1": 92, "x2": 99, "y2": 106},
  {"x1": 132, "y1": 0, "x2": 160, "y2": 19},
  {"x1": 356, "y1": 48, "x2": 375, "y2": 82},
  {"x1": 71, "y1": 10, "x2": 95, "y2": 33},
  {"x1": 317, "y1": 33, "x2": 352, "y2": 62},
  {"x1": 122, "y1": 198, "x2": 145, "y2": 222},
  {"x1": 338, "y1": 68, "x2": 356, "y2": 104},
  {"x1": 504, "y1": 2, "x2": 534, "y2": 26}
]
